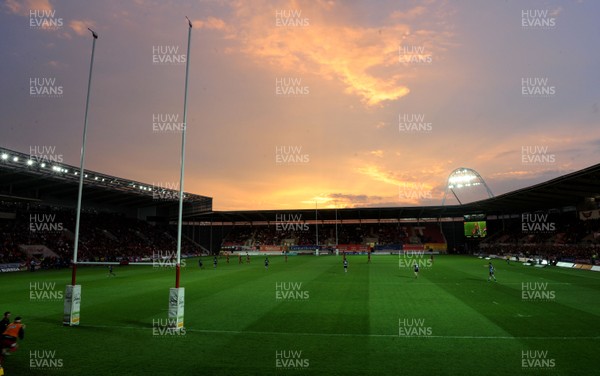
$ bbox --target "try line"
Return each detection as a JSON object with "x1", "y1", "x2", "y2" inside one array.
[{"x1": 80, "y1": 324, "x2": 600, "y2": 340}]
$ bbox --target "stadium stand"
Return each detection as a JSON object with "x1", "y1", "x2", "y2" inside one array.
[
  {"x1": 2, "y1": 145, "x2": 600, "y2": 268},
  {"x1": 480, "y1": 215, "x2": 600, "y2": 264},
  {"x1": 0, "y1": 201, "x2": 200, "y2": 268},
  {"x1": 219, "y1": 222, "x2": 444, "y2": 249}
]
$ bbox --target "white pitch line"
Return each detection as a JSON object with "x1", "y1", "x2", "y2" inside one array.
[
  {"x1": 380, "y1": 282, "x2": 579, "y2": 285},
  {"x1": 80, "y1": 324, "x2": 600, "y2": 340}
]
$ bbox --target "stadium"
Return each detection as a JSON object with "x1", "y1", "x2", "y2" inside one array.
[
  {"x1": 2, "y1": 1, "x2": 600, "y2": 376},
  {"x1": 2, "y1": 146, "x2": 600, "y2": 375}
]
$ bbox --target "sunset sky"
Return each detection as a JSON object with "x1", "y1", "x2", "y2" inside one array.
[{"x1": 1, "y1": 0, "x2": 599, "y2": 210}]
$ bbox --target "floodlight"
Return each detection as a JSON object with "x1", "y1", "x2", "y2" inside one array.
[{"x1": 442, "y1": 167, "x2": 494, "y2": 205}]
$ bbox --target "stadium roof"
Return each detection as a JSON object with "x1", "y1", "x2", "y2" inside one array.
[
  {"x1": 459, "y1": 163, "x2": 600, "y2": 213},
  {"x1": 187, "y1": 163, "x2": 600, "y2": 223},
  {"x1": 0, "y1": 146, "x2": 212, "y2": 210}
]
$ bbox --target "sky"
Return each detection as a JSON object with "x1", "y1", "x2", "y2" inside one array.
[{"x1": 1, "y1": 0, "x2": 599, "y2": 211}]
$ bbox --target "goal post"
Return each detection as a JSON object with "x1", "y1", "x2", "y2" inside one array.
[
  {"x1": 168, "y1": 16, "x2": 193, "y2": 332},
  {"x1": 64, "y1": 27, "x2": 98, "y2": 327},
  {"x1": 62, "y1": 259, "x2": 190, "y2": 327}
]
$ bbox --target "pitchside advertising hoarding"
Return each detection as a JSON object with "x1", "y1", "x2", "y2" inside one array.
[
  {"x1": 289, "y1": 245, "x2": 316, "y2": 251},
  {"x1": 0, "y1": 263, "x2": 22, "y2": 272},
  {"x1": 226, "y1": 243, "x2": 447, "y2": 254},
  {"x1": 403, "y1": 245, "x2": 424, "y2": 252},
  {"x1": 337, "y1": 244, "x2": 369, "y2": 252},
  {"x1": 260, "y1": 245, "x2": 283, "y2": 252},
  {"x1": 375, "y1": 244, "x2": 403, "y2": 251},
  {"x1": 373, "y1": 244, "x2": 446, "y2": 253},
  {"x1": 221, "y1": 245, "x2": 257, "y2": 253},
  {"x1": 424, "y1": 243, "x2": 446, "y2": 252}
]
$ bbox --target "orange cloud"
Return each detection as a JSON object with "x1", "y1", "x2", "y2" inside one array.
[
  {"x1": 209, "y1": 0, "x2": 451, "y2": 106},
  {"x1": 356, "y1": 164, "x2": 434, "y2": 190},
  {"x1": 69, "y1": 19, "x2": 96, "y2": 36},
  {"x1": 4, "y1": 0, "x2": 52, "y2": 16},
  {"x1": 194, "y1": 17, "x2": 227, "y2": 31},
  {"x1": 356, "y1": 165, "x2": 402, "y2": 186},
  {"x1": 6, "y1": 0, "x2": 70, "y2": 33},
  {"x1": 353, "y1": 162, "x2": 441, "y2": 205}
]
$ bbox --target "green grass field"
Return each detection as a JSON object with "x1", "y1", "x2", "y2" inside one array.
[{"x1": 2, "y1": 255, "x2": 599, "y2": 376}]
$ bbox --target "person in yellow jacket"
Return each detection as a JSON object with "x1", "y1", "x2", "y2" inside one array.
[{"x1": 1, "y1": 317, "x2": 25, "y2": 356}]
